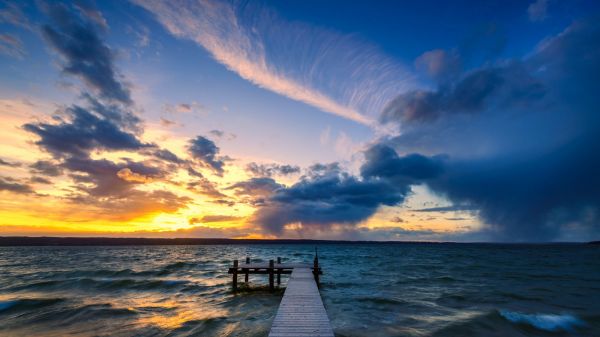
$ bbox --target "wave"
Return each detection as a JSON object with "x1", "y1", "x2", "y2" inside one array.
[
  {"x1": 9, "y1": 278, "x2": 190, "y2": 292},
  {"x1": 0, "y1": 298, "x2": 64, "y2": 313},
  {"x1": 355, "y1": 296, "x2": 408, "y2": 306},
  {"x1": 499, "y1": 310, "x2": 585, "y2": 332}
]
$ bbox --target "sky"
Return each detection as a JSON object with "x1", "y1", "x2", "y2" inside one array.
[{"x1": 0, "y1": 0, "x2": 599, "y2": 241}]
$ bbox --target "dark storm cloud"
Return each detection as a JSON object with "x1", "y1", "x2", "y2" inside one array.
[
  {"x1": 0, "y1": 177, "x2": 34, "y2": 194},
  {"x1": 146, "y1": 148, "x2": 185, "y2": 164},
  {"x1": 378, "y1": 19, "x2": 600, "y2": 241},
  {"x1": 228, "y1": 177, "x2": 284, "y2": 198},
  {"x1": 414, "y1": 205, "x2": 477, "y2": 213},
  {"x1": 30, "y1": 176, "x2": 52, "y2": 184},
  {"x1": 227, "y1": 177, "x2": 283, "y2": 206},
  {"x1": 82, "y1": 93, "x2": 140, "y2": 131},
  {"x1": 247, "y1": 147, "x2": 450, "y2": 234},
  {"x1": 23, "y1": 103, "x2": 148, "y2": 159},
  {"x1": 381, "y1": 63, "x2": 544, "y2": 124},
  {"x1": 188, "y1": 136, "x2": 225, "y2": 175},
  {"x1": 361, "y1": 144, "x2": 444, "y2": 181},
  {"x1": 30, "y1": 160, "x2": 62, "y2": 176},
  {"x1": 41, "y1": 2, "x2": 131, "y2": 104},
  {"x1": 246, "y1": 162, "x2": 300, "y2": 177},
  {"x1": 64, "y1": 156, "x2": 165, "y2": 197},
  {"x1": 251, "y1": 160, "x2": 417, "y2": 234}
]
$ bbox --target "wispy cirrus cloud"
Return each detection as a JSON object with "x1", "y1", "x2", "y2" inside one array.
[{"x1": 132, "y1": 0, "x2": 415, "y2": 126}]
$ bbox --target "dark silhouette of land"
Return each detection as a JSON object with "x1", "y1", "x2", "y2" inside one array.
[
  {"x1": 0, "y1": 236, "x2": 438, "y2": 246},
  {"x1": 0, "y1": 236, "x2": 594, "y2": 246}
]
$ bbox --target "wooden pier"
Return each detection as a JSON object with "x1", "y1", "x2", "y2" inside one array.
[{"x1": 228, "y1": 254, "x2": 333, "y2": 337}]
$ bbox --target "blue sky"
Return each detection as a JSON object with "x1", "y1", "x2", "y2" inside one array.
[{"x1": 1, "y1": 0, "x2": 599, "y2": 241}]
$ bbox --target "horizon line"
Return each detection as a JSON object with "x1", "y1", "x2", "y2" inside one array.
[{"x1": 0, "y1": 236, "x2": 597, "y2": 246}]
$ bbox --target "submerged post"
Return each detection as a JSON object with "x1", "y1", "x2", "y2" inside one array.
[
  {"x1": 244, "y1": 256, "x2": 250, "y2": 283},
  {"x1": 277, "y1": 257, "x2": 281, "y2": 285},
  {"x1": 233, "y1": 259, "x2": 239, "y2": 291},
  {"x1": 269, "y1": 259, "x2": 275, "y2": 291}
]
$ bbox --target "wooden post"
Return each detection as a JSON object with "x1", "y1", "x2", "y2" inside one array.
[
  {"x1": 313, "y1": 249, "x2": 320, "y2": 285},
  {"x1": 244, "y1": 256, "x2": 250, "y2": 283},
  {"x1": 269, "y1": 259, "x2": 274, "y2": 291},
  {"x1": 232, "y1": 259, "x2": 238, "y2": 291},
  {"x1": 277, "y1": 257, "x2": 281, "y2": 285}
]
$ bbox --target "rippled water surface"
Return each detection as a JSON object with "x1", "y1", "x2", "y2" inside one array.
[{"x1": 1, "y1": 244, "x2": 599, "y2": 336}]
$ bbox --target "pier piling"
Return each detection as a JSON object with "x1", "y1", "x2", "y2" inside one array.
[
  {"x1": 232, "y1": 259, "x2": 238, "y2": 291},
  {"x1": 244, "y1": 256, "x2": 250, "y2": 283},
  {"x1": 269, "y1": 259, "x2": 275, "y2": 291},
  {"x1": 277, "y1": 257, "x2": 281, "y2": 285}
]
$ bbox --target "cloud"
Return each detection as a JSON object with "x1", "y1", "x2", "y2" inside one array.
[
  {"x1": 208, "y1": 129, "x2": 224, "y2": 138},
  {"x1": 415, "y1": 49, "x2": 461, "y2": 82},
  {"x1": 0, "y1": 1, "x2": 32, "y2": 30},
  {"x1": 145, "y1": 148, "x2": 185, "y2": 164},
  {"x1": 30, "y1": 176, "x2": 52, "y2": 184},
  {"x1": 23, "y1": 102, "x2": 149, "y2": 158},
  {"x1": 133, "y1": 0, "x2": 415, "y2": 125},
  {"x1": 249, "y1": 153, "x2": 426, "y2": 234},
  {"x1": 0, "y1": 33, "x2": 26, "y2": 58},
  {"x1": 0, "y1": 158, "x2": 21, "y2": 167},
  {"x1": 378, "y1": 19, "x2": 600, "y2": 241},
  {"x1": 73, "y1": 0, "x2": 108, "y2": 30},
  {"x1": 163, "y1": 102, "x2": 205, "y2": 114},
  {"x1": 0, "y1": 177, "x2": 34, "y2": 194},
  {"x1": 64, "y1": 156, "x2": 166, "y2": 197},
  {"x1": 246, "y1": 162, "x2": 300, "y2": 177},
  {"x1": 381, "y1": 62, "x2": 544, "y2": 124},
  {"x1": 528, "y1": 0, "x2": 549, "y2": 22},
  {"x1": 117, "y1": 167, "x2": 154, "y2": 183},
  {"x1": 188, "y1": 136, "x2": 225, "y2": 175},
  {"x1": 361, "y1": 144, "x2": 445, "y2": 181},
  {"x1": 190, "y1": 215, "x2": 244, "y2": 224},
  {"x1": 41, "y1": 2, "x2": 132, "y2": 104},
  {"x1": 187, "y1": 177, "x2": 227, "y2": 199},
  {"x1": 30, "y1": 160, "x2": 62, "y2": 176},
  {"x1": 69, "y1": 189, "x2": 191, "y2": 221},
  {"x1": 227, "y1": 177, "x2": 283, "y2": 206},
  {"x1": 414, "y1": 205, "x2": 477, "y2": 213}
]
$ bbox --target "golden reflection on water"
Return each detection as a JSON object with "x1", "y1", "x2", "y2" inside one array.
[{"x1": 130, "y1": 296, "x2": 229, "y2": 330}]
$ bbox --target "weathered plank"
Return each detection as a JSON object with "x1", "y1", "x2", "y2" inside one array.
[{"x1": 269, "y1": 267, "x2": 334, "y2": 337}]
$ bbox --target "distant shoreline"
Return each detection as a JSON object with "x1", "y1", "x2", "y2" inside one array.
[{"x1": 0, "y1": 236, "x2": 595, "y2": 246}]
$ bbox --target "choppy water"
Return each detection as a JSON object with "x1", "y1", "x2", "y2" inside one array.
[{"x1": 0, "y1": 244, "x2": 599, "y2": 336}]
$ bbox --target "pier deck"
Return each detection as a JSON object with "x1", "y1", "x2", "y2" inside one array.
[
  {"x1": 228, "y1": 254, "x2": 333, "y2": 336},
  {"x1": 268, "y1": 267, "x2": 334, "y2": 337}
]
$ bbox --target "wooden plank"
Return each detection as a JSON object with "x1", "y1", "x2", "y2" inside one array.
[{"x1": 269, "y1": 267, "x2": 334, "y2": 337}]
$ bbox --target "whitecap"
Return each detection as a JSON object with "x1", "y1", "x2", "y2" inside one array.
[{"x1": 499, "y1": 310, "x2": 585, "y2": 331}]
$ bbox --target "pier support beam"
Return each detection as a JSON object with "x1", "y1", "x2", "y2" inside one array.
[
  {"x1": 232, "y1": 259, "x2": 238, "y2": 291},
  {"x1": 269, "y1": 259, "x2": 274, "y2": 291},
  {"x1": 244, "y1": 256, "x2": 249, "y2": 283},
  {"x1": 277, "y1": 257, "x2": 281, "y2": 285}
]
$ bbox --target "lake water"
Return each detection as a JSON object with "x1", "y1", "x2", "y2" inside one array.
[{"x1": 0, "y1": 244, "x2": 599, "y2": 336}]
